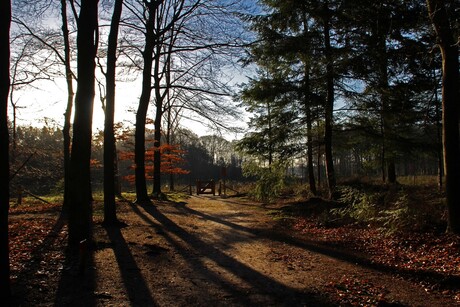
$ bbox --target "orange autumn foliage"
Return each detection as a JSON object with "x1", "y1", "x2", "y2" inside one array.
[{"x1": 121, "y1": 143, "x2": 189, "y2": 183}]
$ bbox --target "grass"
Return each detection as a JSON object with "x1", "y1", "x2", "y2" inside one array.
[{"x1": 397, "y1": 175, "x2": 441, "y2": 186}]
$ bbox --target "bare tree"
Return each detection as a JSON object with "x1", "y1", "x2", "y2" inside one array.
[
  {"x1": 8, "y1": 29, "x2": 60, "y2": 180},
  {"x1": 61, "y1": 0, "x2": 75, "y2": 213},
  {"x1": 130, "y1": 0, "x2": 159, "y2": 204},
  {"x1": 0, "y1": 0, "x2": 11, "y2": 298},
  {"x1": 68, "y1": 0, "x2": 99, "y2": 248},
  {"x1": 149, "y1": 0, "x2": 248, "y2": 195},
  {"x1": 103, "y1": 0, "x2": 124, "y2": 225},
  {"x1": 11, "y1": 1, "x2": 77, "y2": 212},
  {"x1": 121, "y1": 0, "x2": 198, "y2": 202},
  {"x1": 120, "y1": 0, "x2": 248, "y2": 199}
]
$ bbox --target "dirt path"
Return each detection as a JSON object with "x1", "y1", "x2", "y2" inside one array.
[{"x1": 21, "y1": 195, "x2": 459, "y2": 306}]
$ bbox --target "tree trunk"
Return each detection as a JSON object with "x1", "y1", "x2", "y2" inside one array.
[
  {"x1": 387, "y1": 161, "x2": 396, "y2": 184},
  {"x1": 322, "y1": 1, "x2": 336, "y2": 199},
  {"x1": 68, "y1": 0, "x2": 99, "y2": 248},
  {"x1": 375, "y1": 10, "x2": 396, "y2": 184},
  {"x1": 316, "y1": 114, "x2": 322, "y2": 188},
  {"x1": 306, "y1": 108, "x2": 317, "y2": 196},
  {"x1": 436, "y1": 98, "x2": 444, "y2": 190},
  {"x1": 434, "y1": 67, "x2": 444, "y2": 190},
  {"x1": 103, "y1": 0, "x2": 123, "y2": 225},
  {"x1": 380, "y1": 115, "x2": 386, "y2": 182},
  {"x1": 152, "y1": 108, "x2": 162, "y2": 196},
  {"x1": 427, "y1": 0, "x2": 460, "y2": 234},
  {"x1": 134, "y1": 5, "x2": 155, "y2": 204},
  {"x1": 267, "y1": 101, "x2": 273, "y2": 168},
  {"x1": 303, "y1": 58, "x2": 317, "y2": 195},
  {"x1": 152, "y1": 40, "x2": 164, "y2": 197},
  {"x1": 0, "y1": 0, "x2": 11, "y2": 298},
  {"x1": 166, "y1": 104, "x2": 175, "y2": 192},
  {"x1": 115, "y1": 149, "x2": 122, "y2": 197},
  {"x1": 61, "y1": 0, "x2": 74, "y2": 214}
]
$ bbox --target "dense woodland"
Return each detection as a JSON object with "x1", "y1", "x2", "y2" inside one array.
[{"x1": 1, "y1": 0, "x2": 460, "y2": 300}]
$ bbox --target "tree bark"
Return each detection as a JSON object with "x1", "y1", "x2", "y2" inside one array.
[
  {"x1": 68, "y1": 0, "x2": 99, "y2": 248},
  {"x1": 306, "y1": 107, "x2": 317, "y2": 196},
  {"x1": 152, "y1": 106, "x2": 163, "y2": 196},
  {"x1": 152, "y1": 21, "x2": 177, "y2": 197},
  {"x1": 375, "y1": 6, "x2": 396, "y2": 184},
  {"x1": 427, "y1": 0, "x2": 460, "y2": 234},
  {"x1": 134, "y1": 4, "x2": 155, "y2": 204},
  {"x1": 166, "y1": 102, "x2": 175, "y2": 191},
  {"x1": 0, "y1": 0, "x2": 11, "y2": 298},
  {"x1": 322, "y1": 1, "x2": 336, "y2": 199},
  {"x1": 303, "y1": 58, "x2": 317, "y2": 195},
  {"x1": 103, "y1": 0, "x2": 123, "y2": 224},
  {"x1": 152, "y1": 40, "x2": 164, "y2": 197},
  {"x1": 387, "y1": 160, "x2": 396, "y2": 183},
  {"x1": 61, "y1": 0, "x2": 74, "y2": 214}
]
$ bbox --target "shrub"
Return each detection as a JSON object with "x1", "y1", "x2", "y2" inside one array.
[
  {"x1": 242, "y1": 161, "x2": 286, "y2": 203},
  {"x1": 330, "y1": 185, "x2": 447, "y2": 233},
  {"x1": 331, "y1": 186, "x2": 378, "y2": 225}
]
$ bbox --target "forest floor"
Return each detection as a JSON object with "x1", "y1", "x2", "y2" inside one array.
[{"x1": 5, "y1": 192, "x2": 460, "y2": 306}]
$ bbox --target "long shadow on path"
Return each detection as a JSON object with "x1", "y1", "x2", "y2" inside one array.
[
  {"x1": 54, "y1": 240, "x2": 97, "y2": 306},
  {"x1": 176, "y1": 200, "x2": 460, "y2": 290},
  {"x1": 104, "y1": 224, "x2": 158, "y2": 306},
  {"x1": 132, "y1": 203, "x2": 334, "y2": 306}
]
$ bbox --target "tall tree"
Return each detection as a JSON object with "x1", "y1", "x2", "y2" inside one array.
[
  {"x1": 129, "y1": 0, "x2": 199, "y2": 201},
  {"x1": 237, "y1": 74, "x2": 298, "y2": 167},
  {"x1": 426, "y1": 0, "x2": 460, "y2": 234},
  {"x1": 103, "y1": 0, "x2": 123, "y2": 225},
  {"x1": 151, "y1": 1, "x2": 194, "y2": 197},
  {"x1": 242, "y1": 0, "x2": 337, "y2": 195},
  {"x1": 68, "y1": 0, "x2": 99, "y2": 247},
  {"x1": 10, "y1": 0, "x2": 77, "y2": 211},
  {"x1": 121, "y1": 0, "x2": 245, "y2": 200},
  {"x1": 132, "y1": 0, "x2": 158, "y2": 204},
  {"x1": 320, "y1": 0, "x2": 337, "y2": 197},
  {"x1": 151, "y1": 9, "x2": 176, "y2": 198},
  {"x1": 61, "y1": 0, "x2": 75, "y2": 213},
  {"x1": 341, "y1": 0, "x2": 432, "y2": 184},
  {"x1": 0, "y1": 0, "x2": 11, "y2": 298}
]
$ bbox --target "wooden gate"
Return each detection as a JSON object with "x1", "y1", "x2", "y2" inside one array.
[{"x1": 196, "y1": 180, "x2": 215, "y2": 195}]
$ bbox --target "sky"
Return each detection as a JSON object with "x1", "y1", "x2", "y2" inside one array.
[
  {"x1": 8, "y1": 0, "x2": 258, "y2": 141},
  {"x1": 10, "y1": 75, "x2": 247, "y2": 140}
]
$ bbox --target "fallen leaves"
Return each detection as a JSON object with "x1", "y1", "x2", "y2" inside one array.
[
  {"x1": 9, "y1": 206, "x2": 66, "y2": 281},
  {"x1": 326, "y1": 275, "x2": 390, "y2": 306},
  {"x1": 291, "y1": 216, "x2": 460, "y2": 304},
  {"x1": 292, "y1": 217, "x2": 460, "y2": 278}
]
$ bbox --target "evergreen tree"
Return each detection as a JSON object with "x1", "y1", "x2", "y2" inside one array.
[
  {"x1": 241, "y1": 0, "x2": 345, "y2": 197},
  {"x1": 237, "y1": 72, "x2": 299, "y2": 167},
  {"x1": 341, "y1": 0, "x2": 433, "y2": 183}
]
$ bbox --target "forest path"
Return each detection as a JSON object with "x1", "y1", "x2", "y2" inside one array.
[{"x1": 54, "y1": 195, "x2": 458, "y2": 306}]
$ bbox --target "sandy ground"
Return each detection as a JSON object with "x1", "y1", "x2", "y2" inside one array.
[{"x1": 7, "y1": 194, "x2": 459, "y2": 306}]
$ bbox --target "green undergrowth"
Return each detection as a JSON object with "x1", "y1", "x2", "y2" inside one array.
[
  {"x1": 330, "y1": 184, "x2": 446, "y2": 234},
  {"x1": 275, "y1": 181, "x2": 447, "y2": 235}
]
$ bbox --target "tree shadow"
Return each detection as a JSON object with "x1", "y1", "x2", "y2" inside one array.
[
  {"x1": 6, "y1": 215, "x2": 66, "y2": 306},
  {"x1": 177, "y1": 200, "x2": 460, "y2": 291},
  {"x1": 131, "y1": 203, "x2": 334, "y2": 306},
  {"x1": 53, "y1": 239, "x2": 97, "y2": 306},
  {"x1": 104, "y1": 224, "x2": 158, "y2": 306}
]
